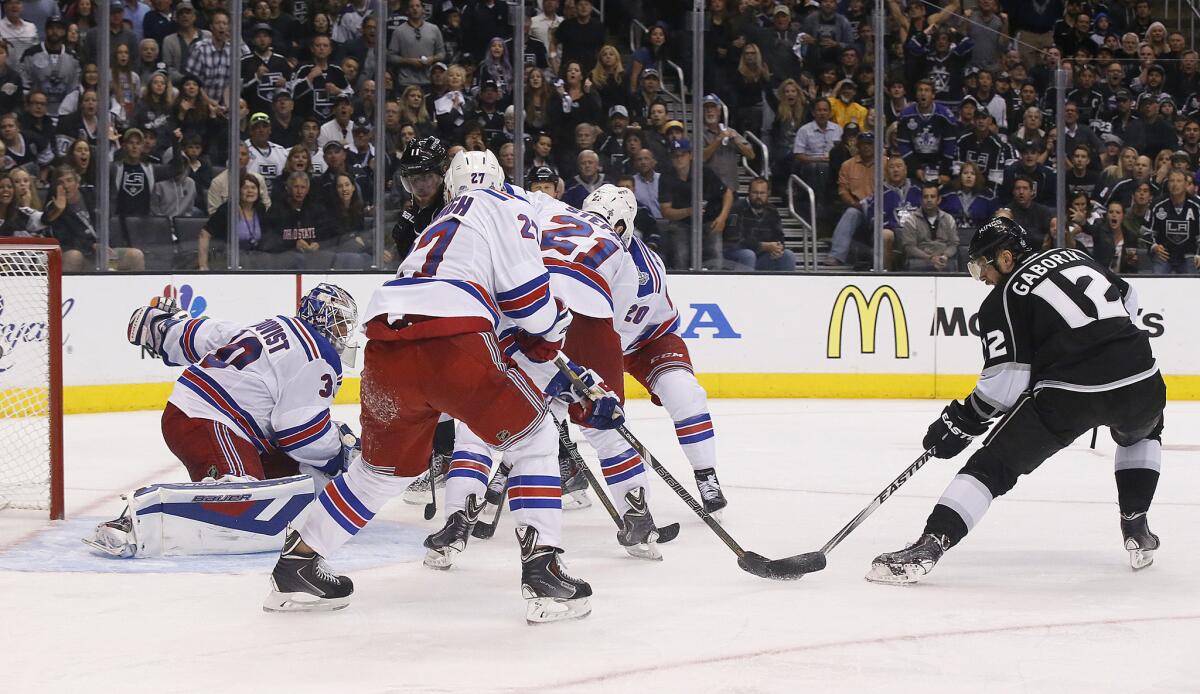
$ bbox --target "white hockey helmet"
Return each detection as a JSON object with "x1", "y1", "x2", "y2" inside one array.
[
  {"x1": 582, "y1": 184, "x2": 638, "y2": 243},
  {"x1": 443, "y1": 149, "x2": 505, "y2": 204}
]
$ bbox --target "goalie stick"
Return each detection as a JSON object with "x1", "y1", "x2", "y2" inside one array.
[
  {"x1": 554, "y1": 416, "x2": 680, "y2": 543},
  {"x1": 780, "y1": 448, "x2": 938, "y2": 577},
  {"x1": 552, "y1": 355, "x2": 806, "y2": 581}
]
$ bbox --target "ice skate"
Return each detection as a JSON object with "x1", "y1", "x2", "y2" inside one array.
[
  {"x1": 264, "y1": 530, "x2": 353, "y2": 612},
  {"x1": 402, "y1": 452, "x2": 448, "y2": 505},
  {"x1": 694, "y1": 467, "x2": 728, "y2": 517},
  {"x1": 617, "y1": 487, "x2": 662, "y2": 560},
  {"x1": 423, "y1": 495, "x2": 484, "y2": 569},
  {"x1": 1121, "y1": 512, "x2": 1160, "y2": 570},
  {"x1": 558, "y1": 420, "x2": 591, "y2": 510},
  {"x1": 82, "y1": 508, "x2": 136, "y2": 558},
  {"x1": 865, "y1": 533, "x2": 948, "y2": 585},
  {"x1": 517, "y1": 525, "x2": 592, "y2": 624}
]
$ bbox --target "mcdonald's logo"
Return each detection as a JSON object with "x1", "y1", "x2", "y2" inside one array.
[{"x1": 827, "y1": 285, "x2": 910, "y2": 359}]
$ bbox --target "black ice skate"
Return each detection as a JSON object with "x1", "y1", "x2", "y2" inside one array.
[
  {"x1": 402, "y1": 452, "x2": 449, "y2": 505},
  {"x1": 517, "y1": 525, "x2": 592, "y2": 624},
  {"x1": 694, "y1": 467, "x2": 728, "y2": 516},
  {"x1": 263, "y1": 530, "x2": 353, "y2": 612},
  {"x1": 558, "y1": 419, "x2": 591, "y2": 510},
  {"x1": 617, "y1": 487, "x2": 663, "y2": 560},
  {"x1": 1121, "y1": 512, "x2": 1160, "y2": 571},
  {"x1": 423, "y1": 494, "x2": 484, "y2": 569},
  {"x1": 865, "y1": 533, "x2": 949, "y2": 585}
]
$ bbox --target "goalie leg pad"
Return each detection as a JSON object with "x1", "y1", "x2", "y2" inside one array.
[{"x1": 99, "y1": 475, "x2": 316, "y2": 557}]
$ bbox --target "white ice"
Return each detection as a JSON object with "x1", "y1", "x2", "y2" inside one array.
[{"x1": 2, "y1": 399, "x2": 1198, "y2": 693}]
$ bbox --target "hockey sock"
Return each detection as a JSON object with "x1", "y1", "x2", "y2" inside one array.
[
  {"x1": 673, "y1": 413, "x2": 716, "y2": 471},
  {"x1": 598, "y1": 448, "x2": 648, "y2": 515},
  {"x1": 924, "y1": 474, "x2": 993, "y2": 547},
  {"x1": 505, "y1": 419, "x2": 563, "y2": 547},
  {"x1": 1115, "y1": 439, "x2": 1161, "y2": 515},
  {"x1": 299, "y1": 456, "x2": 409, "y2": 557},
  {"x1": 433, "y1": 417, "x2": 456, "y2": 457},
  {"x1": 654, "y1": 370, "x2": 718, "y2": 472},
  {"x1": 445, "y1": 449, "x2": 493, "y2": 515}
]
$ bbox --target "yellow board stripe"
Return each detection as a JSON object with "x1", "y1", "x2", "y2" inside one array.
[{"x1": 59, "y1": 374, "x2": 1200, "y2": 415}]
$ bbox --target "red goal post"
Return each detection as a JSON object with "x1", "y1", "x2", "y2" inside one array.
[{"x1": 0, "y1": 238, "x2": 63, "y2": 520}]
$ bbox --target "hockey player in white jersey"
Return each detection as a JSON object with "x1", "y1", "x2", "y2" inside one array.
[
  {"x1": 427, "y1": 182, "x2": 670, "y2": 567},
  {"x1": 264, "y1": 150, "x2": 623, "y2": 622}
]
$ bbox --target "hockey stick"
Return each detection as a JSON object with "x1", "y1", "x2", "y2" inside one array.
[
  {"x1": 555, "y1": 416, "x2": 680, "y2": 543},
  {"x1": 552, "y1": 355, "x2": 804, "y2": 580},
  {"x1": 471, "y1": 461, "x2": 512, "y2": 540},
  {"x1": 782, "y1": 448, "x2": 938, "y2": 577},
  {"x1": 423, "y1": 453, "x2": 438, "y2": 521}
]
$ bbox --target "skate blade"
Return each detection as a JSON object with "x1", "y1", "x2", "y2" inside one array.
[
  {"x1": 562, "y1": 490, "x2": 592, "y2": 511},
  {"x1": 1129, "y1": 548, "x2": 1156, "y2": 571},
  {"x1": 401, "y1": 488, "x2": 430, "y2": 505},
  {"x1": 423, "y1": 547, "x2": 459, "y2": 570},
  {"x1": 262, "y1": 589, "x2": 350, "y2": 613},
  {"x1": 864, "y1": 561, "x2": 925, "y2": 585},
  {"x1": 623, "y1": 541, "x2": 663, "y2": 561},
  {"x1": 524, "y1": 596, "x2": 591, "y2": 624},
  {"x1": 81, "y1": 537, "x2": 134, "y2": 558}
]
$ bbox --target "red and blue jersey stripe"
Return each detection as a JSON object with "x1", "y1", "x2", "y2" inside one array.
[
  {"x1": 600, "y1": 449, "x2": 645, "y2": 484},
  {"x1": 543, "y1": 257, "x2": 614, "y2": 311},
  {"x1": 675, "y1": 413, "x2": 715, "y2": 445},
  {"x1": 496, "y1": 273, "x2": 552, "y2": 319},
  {"x1": 628, "y1": 315, "x2": 681, "y2": 353},
  {"x1": 179, "y1": 319, "x2": 207, "y2": 363},
  {"x1": 318, "y1": 474, "x2": 375, "y2": 535},
  {"x1": 178, "y1": 366, "x2": 272, "y2": 453},
  {"x1": 276, "y1": 410, "x2": 332, "y2": 452},
  {"x1": 629, "y1": 237, "x2": 663, "y2": 298},
  {"x1": 507, "y1": 474, "x2": 562, "y2": 510},
  {"x1": 383, "y1": 276, "x2": 502, "y2": 326},
  {"x1": 447, "y1": 450, "x2": 493, "y2": 486}
]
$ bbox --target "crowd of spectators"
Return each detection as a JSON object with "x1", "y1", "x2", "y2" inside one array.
[{"x1": 0, "y1": 0, "x2": 1194, "y2": 274}]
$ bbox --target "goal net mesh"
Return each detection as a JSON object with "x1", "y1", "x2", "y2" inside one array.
[{"x1": 0, "y1": 247, "x2": 53, "y2": 511}]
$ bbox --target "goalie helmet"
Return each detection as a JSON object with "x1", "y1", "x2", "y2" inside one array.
[
  {"x1": 399, "y1": 136, "x2": 448, "y2": 198},
  {"x1": 298, "y1": 283, "x2": 359, "y2": 366},
  {"x1": 443, "y1": 149, "x2": 505, "y2": 204},
  {"x1": 582, "y1": 184, "x2": 638, "y2": 243}
]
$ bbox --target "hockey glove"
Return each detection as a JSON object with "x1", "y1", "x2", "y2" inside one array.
[
  {"x1": 127, "y1": 305, "x2": 177, "y2": 354},
  {"x1": 513, "y1": 299, "x2": 572, "y2": 363},
  {"x1": 547, "y1": 360, "x2": 625, "y2": 430},
  {"x1": 923, "y1": 400, "x2": 990, "y2": 459},
  {"x1": 319, "y1": 421, "x2": 361, "y2": 476}
]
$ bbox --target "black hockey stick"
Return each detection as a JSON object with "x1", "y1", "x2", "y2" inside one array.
[
  {"x1": 471, "y1": 461, "x2": 512, "y2": 540},
  {"x1": 423, "y1": 454, "x2": 438, "y2": 521},
  {"x1": 781, "y1": 448, "x2": 938, "y2": 577},
  {"x1": 555, "y1": 416, "x2": 680, "y2": 543},
  {"x1": 552, "y1": 355, "x2": 803, "y2": 580}
]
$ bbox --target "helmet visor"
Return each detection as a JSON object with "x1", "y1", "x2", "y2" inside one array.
[
  {"x1": 401, "y1": 171, "x2": 442, "y2": 198},
  {"x1": 968, "y1": 256, "x2": 991, "y2": 281}
]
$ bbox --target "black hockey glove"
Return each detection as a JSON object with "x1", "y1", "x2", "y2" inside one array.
[{"x1": 922, "y1": 400, "x2": 989, "y2": 459}]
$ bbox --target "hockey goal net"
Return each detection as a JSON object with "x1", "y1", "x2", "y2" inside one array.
[{"x1": 0, "y1": 239, "x2": 63, "y2": 519}]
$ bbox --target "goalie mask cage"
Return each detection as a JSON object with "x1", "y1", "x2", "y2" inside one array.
[{"x1": 0, "y1": 239, "x2": 63, "y2": 520}]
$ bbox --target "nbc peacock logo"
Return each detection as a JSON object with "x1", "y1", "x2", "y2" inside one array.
[{"x1": 162, "y1": 283, "x2": 208, "y2": 318}]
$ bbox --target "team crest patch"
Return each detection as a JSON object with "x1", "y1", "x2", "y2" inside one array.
[
  {"x1": 638, "y1": 271, "x2": 650, "y2": 285},
  {"x1": 907, "y1": 120, "x2": 918, "y2": 129},
  {"x1": 496, "y1": 429, "x2": 511, "y2": 442}
]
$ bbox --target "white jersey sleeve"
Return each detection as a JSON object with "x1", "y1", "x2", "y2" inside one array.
[
  {"x1": 529, "y1": 190, "x2": 627, "y2": 319},
  {"x1": 615, "y1": 236, "x2": 681, "y2": 354},
  {"x1": 159, "y1": 318, "x2": 251, "y2": 367},
  {"x1": 363, "y1": 188, "x2": 562, "y2": 336}
]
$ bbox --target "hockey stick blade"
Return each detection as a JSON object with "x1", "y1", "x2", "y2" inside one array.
[
  {"x1": 656, "y1": 522, "x2": 681, "y2": 544},
  {"x1": 737, "y1": 550, "x2": 827, "y2": 580}
]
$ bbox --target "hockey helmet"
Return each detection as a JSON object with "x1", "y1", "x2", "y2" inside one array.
[
  {"x1": 967, "y1": 214, "x2": 1034, "y2": 280},
  {"x1": 443, "y1": 149, "x2": 505, "y2": 203},
  {"x1": 399, "y1": 136, "x2": 448, "y2": 198},
  {"x1": 298, "y1": 283, "x2": 360, "y2": 367},
  {"x1": 526, "y1": 165, "x2": 562, "y2": 198},
  {"x1": 582, "y1": 184, "x2": 638, "y2": 243}
]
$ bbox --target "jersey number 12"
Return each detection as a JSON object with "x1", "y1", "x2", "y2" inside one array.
[{"x1": 1031, "y1": 266, "x2": 1127, "y2": 329}]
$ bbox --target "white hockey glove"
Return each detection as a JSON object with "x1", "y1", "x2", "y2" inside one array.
[{"x1": 127, "y1": 305, "x2": 177, "y2": 354}]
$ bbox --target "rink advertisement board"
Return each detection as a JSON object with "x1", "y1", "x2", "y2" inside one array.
[{"x1": 57, "y1": 273, "x2": 1197, "y2": 413}]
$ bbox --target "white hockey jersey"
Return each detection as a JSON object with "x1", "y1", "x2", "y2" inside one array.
[
  {"x1": 614, "y1": 235, "x2": 681, "y2": 355},
  {"x1": 160, "y1": 315, "x2": 344, "y2": 469},
  {"x1": 363, "y1": 187, "x2": 561, "y2": 337},
  {"x1": 245, "y1": 140, "x2": 289, "y2": 181}
]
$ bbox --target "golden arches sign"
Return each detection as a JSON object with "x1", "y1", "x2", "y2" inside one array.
[{"x1": 826, "y1": 285, "x2": 910, "y2": 359}]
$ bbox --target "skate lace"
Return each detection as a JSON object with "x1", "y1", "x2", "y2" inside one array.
[
  {"x1": 314, "y1": 558, "x2": 341, "y2": 585},
  {"x1": 697, "y1": 476, "x2": 721, "y2": 501},
  {"x1": 407, "y1": 470, "x2": 432, "y2": 493},
  {"x1": 553, "y1": 552, "x2": 583, "y2": 585}
]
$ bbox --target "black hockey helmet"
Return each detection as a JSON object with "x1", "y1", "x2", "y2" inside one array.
[
  {"x1": 399, "y1": 136, "x2": 448, "y2": 197},
  {"x1": 526, "y1": 165, "x2": 559, "y2": 183},
  {"x1": 967, "y1": 214, "x2": 1034, "y2": 279}
]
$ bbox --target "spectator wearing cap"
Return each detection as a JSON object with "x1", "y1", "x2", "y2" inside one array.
[
  {"x1": 20, "y1": 15, "x2": 77, "y2": 114},
  {"x1": 727, "y1": 176, "x2": 795, "y2": 271},
  {"x1": 317, "y1": 94, "x2": 355, "y2": 150},
  {"x1": 562, "y1": 149, "x2": 606, "y2": 208},
  {"x1": 701, "y1": 94, "x2": 754, "y2": 192},
  {"x1": 1124, "y1": 92, "x2": 1179, "y2": 159},
  {"x1": 829, "y1": 79, "x2": 866, "y2": 130},
  {"x1": 82, "y1": 1, "x2": 136, "y2": 67},
  {"x1": 629, "y1": 68, "x2": 662, "y2": 126},
  {"x1": 0, "y1": 0, "x2": 40, "y2": 62},
  {"x1": 1060, "y1": 101, "x2": 1104, "y2": 170},
  {"x1": 293, "y1": 35, "x2": 351, "y2": 122},
  {"x1": 162, "y1": 1, "x2": 207, "y2": 86},
  {"x1": 1000, "y1": 138, "x2": 1056, "y2": 205},
  {"x1": 142, "y1": 0, "x2": 175, "y2": 46},
  {"x1": 596, "y1": 104, "x2": 630, "y2": 174},
  {"x1": 314, "y1": 138, "x2": 367, "y2": 208},
  {"x1": 554, "y1": 0, "x2": 605, "y2": 74},
  {"x1": 471, "y1": 79, "x2": 506, "y2": 144},
  {"x1": 1135, "y1": 62, "x2": 1167, "y2": 98},
  {"x1": 762, "y1": 4, "x2": 800, "y2": 79},
  {"x1": 658, "y1": 137, "x2": 733, "y2": 269},
  {"x1": 184, "y1": 8, "x2": 231, "y2": 108},
  {"x1": 389, "y1": 0, "x2": 445, "y2": 88},
  {"x1": 349, "y1": 116, "x2": 373, "y2": 165},
  {"x1": 1106, "y1": 88, "x2": 1136, "y2": 138},
  {"x1": 956, "y1": 109, "x2": 1009, "y2": 187},
  {"x1": 267, "y1": 89, "x2": 300, "y2": 148},
  {"x1": 798, "y1": 0, "x2": 855, "y2": 68},
  {"x1": 245, "y1": 111, "x2": 288, "y2": 182},
  {"x1": 111, "y1": 128, "x2": 164, "y2": 217},
  {"x1": 241, "y1": 21, "x2": 292, "y2": 115}
]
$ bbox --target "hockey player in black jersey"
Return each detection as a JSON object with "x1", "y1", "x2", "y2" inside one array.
[{"x1": 867, "y1": 214, "x2": 1166, "y2": 584}]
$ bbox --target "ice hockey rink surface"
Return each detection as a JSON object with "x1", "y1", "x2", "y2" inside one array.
[{"x1": 3, "y1": 399, "x2": 1198, "y2": 693}]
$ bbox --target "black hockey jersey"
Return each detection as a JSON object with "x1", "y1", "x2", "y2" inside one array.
[
  {"x1": 955, "y1": 131, "x2": 1010, "y2": 184},
  {"x1": 1144, "y1": 194, "x2": 1200, "y2": 260},
  {"x1": 963, "y1": 247, "x2": 1155, "y2": 422}
]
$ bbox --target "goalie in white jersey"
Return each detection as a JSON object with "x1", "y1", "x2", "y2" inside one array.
[{"x1": 265, "y1": 150, "x2": 623, "y2": 623}]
